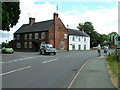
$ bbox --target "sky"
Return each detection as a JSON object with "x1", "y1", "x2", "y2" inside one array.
[{"x1": 0, "y1": 0, "x2": 119, "y2": 44}]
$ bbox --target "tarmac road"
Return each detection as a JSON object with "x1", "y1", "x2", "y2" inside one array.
[{"x1": 1, "y1": 50, "x2": 106, "y2": 88}]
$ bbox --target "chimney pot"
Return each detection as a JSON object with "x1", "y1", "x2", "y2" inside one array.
[
  {"x1": 53, "y1": 13, "x2": 58, "y2": 20},
  {"x1": 29, "y1": 17, "x2": 35, "y2": 25}
]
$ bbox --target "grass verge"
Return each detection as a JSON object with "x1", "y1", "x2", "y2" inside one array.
[{"x1": 107, "y1": 52, "x2": 120, "y2": 88}]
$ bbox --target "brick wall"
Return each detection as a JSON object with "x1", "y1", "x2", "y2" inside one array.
[{"x1": 48, "y1": 13, "x2": 68, "y2": 50}]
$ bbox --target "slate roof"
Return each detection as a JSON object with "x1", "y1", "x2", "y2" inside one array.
[
  {"x1": 15, "y1": 19, "x2": 89, "y2": 37},
  {"x1": 67, "y1": 28, "x2": 89, "y2": 37},
  {"x1": 14, "y1": 19, "x2": 53, "y2": 34}
]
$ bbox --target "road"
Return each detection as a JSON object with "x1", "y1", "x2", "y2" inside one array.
[{"x1": 2, "y1": 50, "x2": 99, "y2": 88}]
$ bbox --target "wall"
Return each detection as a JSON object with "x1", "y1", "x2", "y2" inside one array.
[{"x1": 69, "y1": 35, "x2": 90, "y2": 50}]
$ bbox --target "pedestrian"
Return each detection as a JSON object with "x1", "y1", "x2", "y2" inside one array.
[
  {"x1": 97, "y1": 44, "x2": 101, "y2": 57},
  {"x1": 103, "y1": 45, "x2": 108, "y2": 56}
]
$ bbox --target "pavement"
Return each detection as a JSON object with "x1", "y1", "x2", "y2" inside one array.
[{"x1": 70, "y1": 55, "x2": 117, "y2": 89}]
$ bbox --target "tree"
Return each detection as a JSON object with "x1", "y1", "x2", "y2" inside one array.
[
  {"x1": 108, "y1": 32, "x2": 118, "y2": 46},
  {"x1": 77, "y1": 22, "x2": 95, "y2": 34},
  {"x1": 77, "y1": 22, "x2": 98, "y2": 47},
  {"x1": 1, "y1": 42, "x2": 9, "y2": 48},
  {"x1": 2, "y1": 2, "x2": 20, "y2": 31}
]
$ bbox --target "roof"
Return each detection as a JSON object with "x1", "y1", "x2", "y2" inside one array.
[
  {"x1": 15, "y1": 19, "x2": 53, "y2": 34},
  {"x1": 67, "y1": 28, "x2": 89, "y2": 37}
]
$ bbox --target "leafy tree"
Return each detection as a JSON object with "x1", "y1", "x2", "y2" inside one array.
[
  {"x1": 77, "y1": 22, "x2": 95, "y2": 34},
  {"x1": 2, "y1": 2, "x2": 20, "y2": 31},
  {"x1": 1, "y1": 42, "x2": 9, "y2": 48},
  {"x1": 77, "y1": 22, "x2": 99, "y2": 47},
  {"x1": 108, "y1": 32, "x2": 118, "y2": 46},
  {"x1": 100, "y1": 34, "x2": 109, "y2": 46}
]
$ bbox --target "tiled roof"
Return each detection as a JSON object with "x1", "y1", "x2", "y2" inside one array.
[
  {"x1": 14, "y1": 19, "x2": 53, "y2": 34},
  {"x1": 67, "y1": 28, "x2": 89, "y2": 37}
]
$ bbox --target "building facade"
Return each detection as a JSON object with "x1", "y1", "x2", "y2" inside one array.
[
  {"x1": 10, "y1": 13, "x2": 90, "y2": 51},
  {"x1": 68, "y1": 29, "x2": 90, "y2": 50}
]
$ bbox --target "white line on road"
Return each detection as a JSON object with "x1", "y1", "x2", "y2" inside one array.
[
  {"x1": 67, "y1": 61, "x2": 88, "y2": 88},
  {"x1": 3, "y1": 56, "x2": 55, "y2": 64},
  {"x1": 42, "y1": 58, "x2": 59, "y2": 64},
  {"x1": 0, "y1": 62, "x2": 5, "y2": 64},
  {"x1": 0, "y1": 66, "x2": 31, "y2": 76}
]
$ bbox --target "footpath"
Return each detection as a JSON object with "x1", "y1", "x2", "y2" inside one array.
[{"x1": 69, "y1": 56, "x2": 117, "y2": 89}]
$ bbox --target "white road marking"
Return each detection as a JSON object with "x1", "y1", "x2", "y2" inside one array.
[
  {"x1": 67, "y1": 61, "x2": 88, "y2": 88},
  {"x1": 42, "y1": 58, "x2": 59, "y2": 64},
  {"x1": 3, "y1": 55, "x2": 55, "y2": 64},
  {"x1": 0, "y1": 62, "x2": 5, "y2": 64},
  {"x1": 0, "y1": 66, "x2": 31, "y2": 76}
]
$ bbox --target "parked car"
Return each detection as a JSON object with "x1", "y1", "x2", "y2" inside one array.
[
  {"x1": 1, "y1": 47, "x2": 14, "y2": 54},
  {"x1": 110, "y1": 45, "x2": 116, "y2": 48},
  {"x1": 40, "y1": 43, "x2": 57, "y2": 55}
]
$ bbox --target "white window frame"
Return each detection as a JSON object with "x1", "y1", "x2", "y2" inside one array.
[
  {"x1": 73, "y1": 36, "x2": 75, "y2": 41},
  {"x1": 29, "y1": 42, "x2": 32, "y2": 48},
  {"x1": 78, "y1": 45, "x2": 81, "y2": 50},
  {"x1": 35, "y1": 33, "x2": 38, "y2": 39},
  {"x1": 16, "y1": 34, "x2": 20, "y2": 40},
  {"x1": 60, "y1": 41, "x2": 64, "y2": 50},
  {"x1": 84, "y1": 45, "x2": 86, "y2": 50},
  {"x1": 24, "y1": 42, "x2": 27, "y2": 48},
  {"x1": 84, "y1": 37, "x2": 86, "y2": 42},
  {"x1": 72, "y1": 44, "x2": 75, "y2": 50},
  {"x1": 24, "y1": 34, "x2": 27, "y2": 40},
  {"x1": 79, "y1": 37, "x2": 81, "y2": 41},
  {"x1": 64, "y1": 34, "x2": 67, "y2": 39},
  {"x1": 41, "y1": 32, "x2": 45, "y2": 40},
  {"x1": 29, "y1": 34, "x2": 32, "y2": 40},
  {"x1": 17, "y1": 42, "x2": 21, "y2": 48}
]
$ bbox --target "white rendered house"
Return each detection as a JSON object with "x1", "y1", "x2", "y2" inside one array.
[{"x1": 67, "y1": 29, "x2": 90, "y2": 50}]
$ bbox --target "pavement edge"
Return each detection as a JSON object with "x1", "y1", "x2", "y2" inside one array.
[{"x1": 67, "y1": 60, "x2": 89, "y2": 89}]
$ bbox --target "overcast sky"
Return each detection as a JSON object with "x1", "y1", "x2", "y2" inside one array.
[{"x1": 0, "y1": 0, "x2": 119, "y2": 44}]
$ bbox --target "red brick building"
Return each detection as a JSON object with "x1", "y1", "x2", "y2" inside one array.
[{"x1": 11, "y1": 13, "x2": 68, "y2": 51}]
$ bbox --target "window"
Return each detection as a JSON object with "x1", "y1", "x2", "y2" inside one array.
[
  {"x1": 60, "y1": 41, "x2": 64, "y2": 50},
  {"x1": 79, "y1": 37, "x2": 81, "y2": 41},
  {"x1": 78, "y1": 45, "x2": 81, "y2": 50},
  {"x1": 29, "y1": 34, "x2": 32, "y2": 40},
  {"x1": 16, "y1": 34, "x2": 20, "y2": 40},
  {"x1": 64, "y1": 34, "x2": 67, "y2": 39},
  {"x1": 24, "y1": 34, "x2": 27, "y2": 40},
  {"x1": 72, "y1": 45, "x2": 75, "y2": 50},
  {"x1": 35, "y1": 33, "x2": 38, "y2": 39},
  {"x1": 84, "y1": 45, "x2": 86, "y2": 50},
  {"x1": 73, "y1": 36, "x2": 75, "y2": 41},
  {"x1": 41, "y1": 32, "x2": 45, "y2": 40},
  {"x1": 84, "y1": 37, "x2": 86, "y2": 41},
  {"x1": 24, "y1": 42, "x2": 27, "y2": 48},
  {"x1": 29, "y1": 42, "x2": 32, "y2": 48},
  {"x1": 17, "y1": 42, "x2": 21, "y2": 48}
]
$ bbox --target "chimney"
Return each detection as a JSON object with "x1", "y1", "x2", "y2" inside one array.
[
  {"x1": 29, "y1": 17, "x2": 35, "y2": 25},
  {"x1": 53, "y1": 13, "x2": 58, "y2": 20}
]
